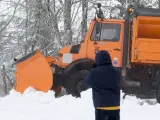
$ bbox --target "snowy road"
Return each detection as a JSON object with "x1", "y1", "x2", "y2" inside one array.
[{"x1": 0, "y1": 88, "x2": 159, "y2": 120}]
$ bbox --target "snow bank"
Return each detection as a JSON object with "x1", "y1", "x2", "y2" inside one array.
[{"x1": 0, "y1": 87, "x2": 159, "y2": 120}]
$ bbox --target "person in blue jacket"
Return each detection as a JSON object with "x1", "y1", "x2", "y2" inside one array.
[{"x1": 83, "y1": 50, "x2": 121, "y2": 120}]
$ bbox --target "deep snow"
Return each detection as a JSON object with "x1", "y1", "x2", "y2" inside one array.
[{"x1": 0, "y1": 88, "x2": 159, "y2": 120}]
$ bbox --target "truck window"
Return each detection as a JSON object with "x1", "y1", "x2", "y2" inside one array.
[{"x1": 91, "y1": 23, "x2": 121, "y2": 42}]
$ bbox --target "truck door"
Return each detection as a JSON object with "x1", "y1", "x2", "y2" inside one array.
[{"x1": 87, "y1": 21, "x2": 124, "y2": 67}]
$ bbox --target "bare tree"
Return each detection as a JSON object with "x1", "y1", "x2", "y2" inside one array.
[
  {"x1": 81, "y1": 0, "x2": 88, "y2": 40},
  {"x1": 156, "y1": 0, "x2": 160, "y2": 8},
  {"x1": 63, "y1": 0, "x2": 72, "y2": 45},
  {"x1": 0, "y1": 0, "x2": 20, "y2": 35},
  {"x1": 49, "y1": 0, "x2": 63, "y2": 48}
]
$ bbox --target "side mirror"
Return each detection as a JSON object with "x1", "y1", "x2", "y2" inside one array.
[
  {"x1": 96, "y1": 3, "x2": 104, "y2": 19},
  {"x1": 97, "y1": 3, "x2": 101, "y2": 8}
]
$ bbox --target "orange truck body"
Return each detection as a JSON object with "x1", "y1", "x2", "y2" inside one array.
[
  {"x1": 132, "y1": 16, "x2": 160, "y2": 63},
  {"x1": 13, "y1": 6, "x2": 160, "y2": 102}
]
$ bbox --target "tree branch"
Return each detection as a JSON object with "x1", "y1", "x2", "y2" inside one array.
[{"x1": 0, "y1": 0, "x2": 21, "y2": 34}]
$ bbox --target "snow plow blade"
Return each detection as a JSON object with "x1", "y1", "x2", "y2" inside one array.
[{"x1": 14, "y1": 50, "x2": 53, "y2": 93}]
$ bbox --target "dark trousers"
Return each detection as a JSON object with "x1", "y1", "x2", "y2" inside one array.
[{"x1": 95, "y1": 109, "x2": 120, "y2": 120}]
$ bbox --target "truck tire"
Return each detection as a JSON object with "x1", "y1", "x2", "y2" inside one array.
[
  {"x1": 155, "y1": 72, "x2": 160, "y2": 103},
  {"x1": 156, "y1": 81, "x2": 160, "y2": 103},
  {"x1": 66, "y1": 70, "x2": 89, "y2": 97}
]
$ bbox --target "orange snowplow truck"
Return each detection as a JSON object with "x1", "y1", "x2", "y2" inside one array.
[{"x1": 12, "y1": 4, "x2": 160, "y2": 102}]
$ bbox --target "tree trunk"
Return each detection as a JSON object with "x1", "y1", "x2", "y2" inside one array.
[
  {"x1": 2, "y1": 65, "x2": 7, "y2": 95},
  {"x1": 25, "y1": 0, "x2": 28, "y2": 47},
  {"x1": 81, "y1": 0, "x2": 88, "y2": 40},
  {"x1": 117, "y1": 0, "x2": 127, "y2": 18},
  {"x1": 49, "y1": 0, "x2": 62, "y2": 48},
  {"x1": 63, "y1": 0, "x2": 72, "y2": 45},
  {"x1": 158, "y1": 0, "x2": 160, "y2": 9}
]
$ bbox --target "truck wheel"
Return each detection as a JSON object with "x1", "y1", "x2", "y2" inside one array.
[
  {"x1": 156, "y1": 81, "x2": 160, "y2": 103},
  {"x1": 155, "y1": 71, "x2": 160, "y2": 103},
  {"x1": 66, "y1": 70, "x2": 89, "y2": 97}
]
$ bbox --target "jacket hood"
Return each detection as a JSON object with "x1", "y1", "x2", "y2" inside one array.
[{"x1": 95, "y1": 50, "x2": 112, "y2": 66}]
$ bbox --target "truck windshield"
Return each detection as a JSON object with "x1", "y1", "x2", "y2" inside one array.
[{"x1": 91, "y1": 23, "x2": 121, "y2": 42}]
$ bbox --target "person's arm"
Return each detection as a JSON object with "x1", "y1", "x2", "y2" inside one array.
[
  {"x1": 83, "y1": 64, "x2": 96, "y2": 88},
  {"x1": 83, "y1": 71, "x2": 93, "y2": 88}
]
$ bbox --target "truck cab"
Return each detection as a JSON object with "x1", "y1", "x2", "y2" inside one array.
[{"x1": 86, "y1": 19, "x2": 124, "y2": 68}]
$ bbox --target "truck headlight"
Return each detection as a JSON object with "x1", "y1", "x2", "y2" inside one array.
[{"x1": 62, "y1": 53, "x2": 72, "y2": 64}]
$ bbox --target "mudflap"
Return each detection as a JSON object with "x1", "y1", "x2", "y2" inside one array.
[{"x1": 14, "y1": 50, "x2": 53, "y2": 93}]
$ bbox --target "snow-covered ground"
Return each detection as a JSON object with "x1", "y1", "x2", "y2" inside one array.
[{"x1": 0, "y1": 88, "x2": 159, "y2": 120}]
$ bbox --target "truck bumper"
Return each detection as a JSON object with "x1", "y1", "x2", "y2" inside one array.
[{"x1": 120, "y1": 79, "x2": 141, "y2": 89}]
